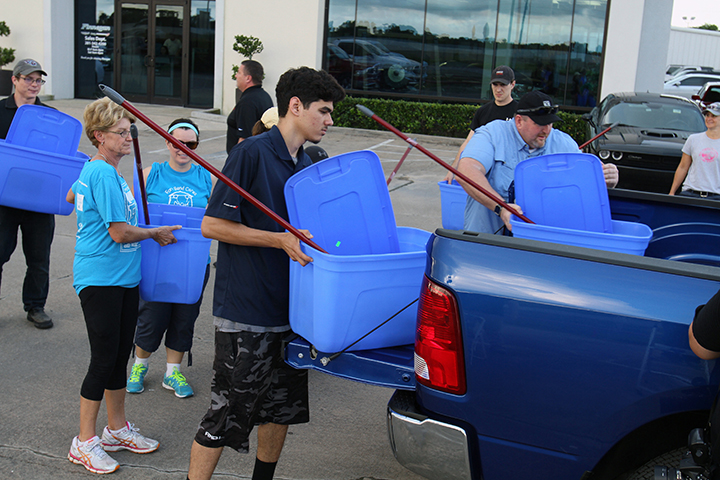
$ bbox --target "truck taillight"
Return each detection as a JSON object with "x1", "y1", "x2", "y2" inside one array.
[{"x1": 415, "y1": 275, "x2": 466, "y2": 395}]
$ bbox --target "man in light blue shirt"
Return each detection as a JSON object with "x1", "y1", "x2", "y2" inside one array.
[{"x1": 457, "y1": 91, "x2": 619, "y2": 234}]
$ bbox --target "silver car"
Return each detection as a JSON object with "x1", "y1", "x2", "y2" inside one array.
[{"x1": 663, "y1": 72, "x2": 720, "y2": 99}]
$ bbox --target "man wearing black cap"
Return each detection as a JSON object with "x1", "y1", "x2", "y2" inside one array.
[
  {"x1": 0, "y1": 58, "x2": 55, "y2": 329},
  {"x1": 445, "y1": 65, "x2": 518, "y2": 183},
  {"x1": 457, "y1": 90, "x2": 619, "y2": 234}
]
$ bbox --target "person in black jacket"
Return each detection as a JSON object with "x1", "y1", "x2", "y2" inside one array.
[{"x1": 0, "y1": 58, "x2": 55, "y2": 329}]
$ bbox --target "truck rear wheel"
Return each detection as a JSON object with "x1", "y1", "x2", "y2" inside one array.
[{"x1": 622, "y1": 447, "x2": 684, "y2": 480}]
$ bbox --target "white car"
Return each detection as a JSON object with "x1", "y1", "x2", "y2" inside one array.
[
  {"x1": 663, "y1": 72, "x2": 720, "y2": 99},
  {"x1": 665, "y1": 65, "x2": 715, "y2": 82}
]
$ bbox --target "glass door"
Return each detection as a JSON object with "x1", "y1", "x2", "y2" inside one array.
[{"x1": 116, "y1": 0, "x2": 188, "y2": 105}]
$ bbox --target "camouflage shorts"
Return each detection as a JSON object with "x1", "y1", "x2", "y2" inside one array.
[{"x1": 194, "y1": 329, "x2": 309, "y2": 452}]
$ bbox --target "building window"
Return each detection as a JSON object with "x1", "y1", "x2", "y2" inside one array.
[{"x1": 326, "y1": 0, "x2": 608, "y2": 108}]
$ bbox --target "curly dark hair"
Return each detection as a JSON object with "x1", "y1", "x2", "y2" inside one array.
[{"x1": 275, "y1": 67, "x2": 345, "y2": 117}]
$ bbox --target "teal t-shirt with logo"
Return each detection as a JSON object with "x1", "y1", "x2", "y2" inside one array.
[
  {"x1": 145, "y1": 162, "x2": 212, "y2": 208},
  {"x1": 72, "y1": 160, "x2": 141, "y2": 294}
]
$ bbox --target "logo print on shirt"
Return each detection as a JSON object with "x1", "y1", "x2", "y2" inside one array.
[
  {"x1": 168, "y1": 191, "x2": 194, "y2": 207},
  {"x1": 700, "y1": 147, "x2": 718, "y2": 163}
]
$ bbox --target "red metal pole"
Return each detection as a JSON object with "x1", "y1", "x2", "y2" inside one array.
[
  {"x1": 387, "y1": 145, "x2": 413, "y2": 186},
  {"x1": 356, "y1": 105, "x2": 533, "y2": 224},
  {"x1": 130, "y1": 124, "x2": 150, "y2": 225},
  {"x1": 100, "y1": 84, "x2": 328, "y2": 254},
  {"x1": 578, "y1": 122, "x2": 619, "y2": 150}
]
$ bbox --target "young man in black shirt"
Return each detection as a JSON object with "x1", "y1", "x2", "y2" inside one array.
[{"x1": 444, "y1": 65, "x2": 517, "y2": 183}]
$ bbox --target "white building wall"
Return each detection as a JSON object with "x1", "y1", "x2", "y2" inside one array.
[
  {"x1": 1, "y1": 0, "x2": 47, "y2": 74},
  {"x1": 44, "y1": 0, "x2": 75, "y2": 99},
  {"x1": 600, "y1": 0, "x2": 672, "y2": 97},
  {"x1": 219, "y1": 0, "x2": 326, "y2": 114},
  {"x1": 633, "y1": 0, "x2": 673, "y2": 94},
  {"x1": 667, "y1": 27, "x2": 720, "y2": 70}
]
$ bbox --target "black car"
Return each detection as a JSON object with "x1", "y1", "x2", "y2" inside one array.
[{"x1": 582, "y1": 92, "x2": 706, "y2": 193}]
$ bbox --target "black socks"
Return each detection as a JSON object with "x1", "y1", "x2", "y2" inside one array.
[{"x1": 251, "y1": 457, "x2": 278, "y2": 480}]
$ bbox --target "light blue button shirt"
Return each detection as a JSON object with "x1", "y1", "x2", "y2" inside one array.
[{"x1": 461, "y1": 119, "x2": 580, "y2": 233}]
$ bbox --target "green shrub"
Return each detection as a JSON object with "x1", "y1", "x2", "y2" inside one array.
[
  {"x1": 333, "y1": 96, "x2": 586, "y2": 145},
  {"x1": 0, "y1": 21, "x2": 15, "y2": 68}
]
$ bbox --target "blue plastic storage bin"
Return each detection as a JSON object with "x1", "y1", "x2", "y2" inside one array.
[
  {"x1": 6, "y1": 104, "x2": 84, "y2": 157},
  {"x1": 0, "y1": 105, "x2": 88, "y2": 215},
  {"x1": 0, "y1": 140, "x2": 88, "y2": 215},
  {"x1": 138, "y1": 202, "x2": 211, "y2": 304},
  {"x1": 284, "y1": 150, "x2": 399, "y2": 255},
  {"x1": 285, "y1": 150, "x2": 431, "y2": 352},
  {"x1": 510, "y1": 152, "x2": 652, "y2": 255},
  {"x1": 438, "y1": 180, "x2": 468, "y2": 230},
  {"x1": 289, "y1": 227, "x2": 430, "y2": 352},
  {"x1": 510, "y1": 218, "x2": 653, "y2": 255},
  {"x1": 514, "y1": 153, "x2": 612, "y2": 233}
]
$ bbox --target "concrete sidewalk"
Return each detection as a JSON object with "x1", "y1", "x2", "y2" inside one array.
[{"x1": 0, "y1": 98, "x2": 463, "y2": 480}]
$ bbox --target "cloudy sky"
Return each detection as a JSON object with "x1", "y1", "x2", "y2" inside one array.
[{"x1": 672, "y1": 0, "x2": 720, "y2": 28}]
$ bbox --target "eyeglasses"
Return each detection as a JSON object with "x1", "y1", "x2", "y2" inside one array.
[
  {"x1": 19, "y1": 76, "x2": 46, "y2": 86},
  {"x1": 106, "y1": 129, "x2": 132, "y2": 139},
  {"x1": 171, "y1": 139, "x2": 199, "y2": 150},
  {"x1": 516, "y1": 105, "x2": 559, "y2": 116}
]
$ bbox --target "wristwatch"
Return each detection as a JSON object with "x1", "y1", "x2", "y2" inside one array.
[{"x1": 494, "y1": 204, "x2": 503, "y2": 217}]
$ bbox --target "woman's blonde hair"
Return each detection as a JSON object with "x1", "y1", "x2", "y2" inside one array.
[{"x1": 83, "y1": 97, "x2": 137, "y2": 148}]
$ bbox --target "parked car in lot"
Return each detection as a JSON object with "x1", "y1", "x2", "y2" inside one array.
[
  {"x1": 663, "y1": 72, "x2": 720, "y2": 99},
  {"x1": 332, "y1": 38, "x2": 426, "y2": 90},
  {"x1": 691, "y1": 81, "x2": 720, "y2": 107},
  {"x1": 665, "y1": 65, "x2": 715, "y2": 82},
  {"x1": 582, "y1": 92, "x2": 706, "y2": 193}
]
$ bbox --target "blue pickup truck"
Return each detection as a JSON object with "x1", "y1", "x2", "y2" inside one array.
[{"x1": 286, "y1": 188, "x2": 720, "y2": 480}]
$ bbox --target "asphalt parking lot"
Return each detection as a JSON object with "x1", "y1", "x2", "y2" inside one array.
[{"x1": 0, "y1": 98, "x2": 464, "y2": 479}]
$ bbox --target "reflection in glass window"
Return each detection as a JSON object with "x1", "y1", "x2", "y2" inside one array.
[
  {"x1": 424, "y1": 0, "x2": 497, "y2": 99},
  {"x1": 188, "y1": 0, "x2": 215, "y2": 107},
  {"x1": 324, "y1": 0, "x2": 608, "y2": 108}
]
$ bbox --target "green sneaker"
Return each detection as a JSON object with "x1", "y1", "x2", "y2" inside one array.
[
  {"x1": 163, "y1": 368, "x2": 194, "y2": 398},
  {"x1": 126, "y1": 363, "x2": 148, "y2": 394}
]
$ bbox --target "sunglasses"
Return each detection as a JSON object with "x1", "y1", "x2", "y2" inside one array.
[
  {"x1": 516, "y1": 105, "x2": 559, "y2": 116},
  {"x1": 171, "y1": 139, "x2": 199, "y2": 150}
]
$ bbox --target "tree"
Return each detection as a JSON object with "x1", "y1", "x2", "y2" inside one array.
[
  {"x1": 231, "y1": 35, "x2": 263, "y2": 80},
  {"x1": 695, "y1": 23, "x2": 719, "y2": 31}
]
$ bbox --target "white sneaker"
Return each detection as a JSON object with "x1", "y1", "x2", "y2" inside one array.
[
  {"x1": 101, "y1": 422, "x2": 159, "y2": 454},
  {"x1": 68, "y1": 435, "x2": 120, "y2": 474}
]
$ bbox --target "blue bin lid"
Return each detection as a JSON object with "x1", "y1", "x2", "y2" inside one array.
[
  {"x1": 514, "y1": 152, "x2": 612, "y2": 233},
  {"x1": 5, "y1": 104, "x2": 83, "y2": 157},
  {"x1": 284, "y1": 150, "x2": 399, "y2": 255}
]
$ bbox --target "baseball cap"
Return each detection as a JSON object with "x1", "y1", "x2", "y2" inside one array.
[
  {"x1": 516, "y1": 91, "x2": 561, "y2": 126},
  {"x1": 13, "y1": 58, "x2": 47, "y2": 77},
  {"x1": 491, "y1": 66, "x2": 515, "y2": 85},
  {"x1": 261, "y1": 107, "x2": 279, "y2": 129},
  {"x1": 702, "y1": 102, "x2": 720, "y2": 117},
  {"x1": 304, "y1": 145, "x2": 329, "y2": 164}
]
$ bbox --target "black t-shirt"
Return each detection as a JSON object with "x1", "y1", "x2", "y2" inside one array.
[
  {"x1": 225, "y1": 85, "x2": 274, "y2": 153},
  {"x1": 0, "y1": 95, "x2": 48, "y2": 139},
  {"x1": 692, "y1": 289, "x2": 720, "y2": 352},
  {"x1": 207, "y1": 126, "x2": 312, "y2": 327},
  {"x1": 469, "y1": 100, "x2": 518, "y2": 131}
]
